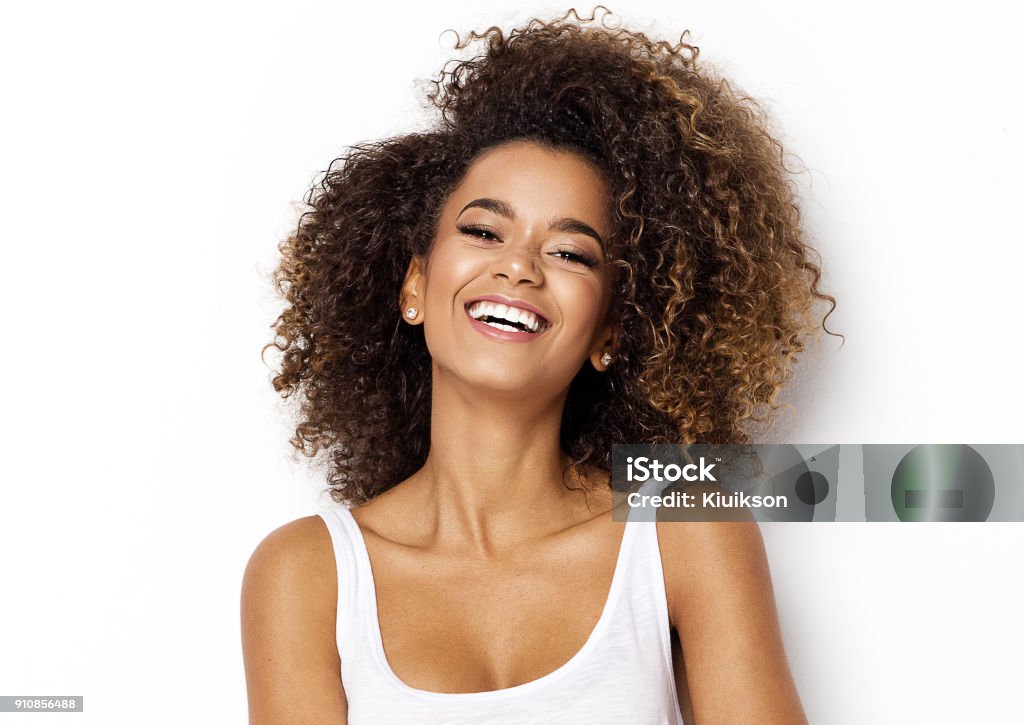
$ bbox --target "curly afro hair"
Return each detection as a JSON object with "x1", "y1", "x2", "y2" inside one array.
[{"x1": 266, "y1": 8, "x2": 837, "y2": 505}]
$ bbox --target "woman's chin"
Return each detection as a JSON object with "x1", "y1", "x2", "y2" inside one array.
[{"x1": 444, "y1": 366, "x2": 566, "y2": 401}]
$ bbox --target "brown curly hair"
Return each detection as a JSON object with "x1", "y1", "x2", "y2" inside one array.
[{"x1": 266, "y1": 8, "x2": 837, "y2": 505}]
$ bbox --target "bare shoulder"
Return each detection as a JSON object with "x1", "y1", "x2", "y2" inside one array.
[
  {"x1": 244, "y1": 516, "x2": 335, "y2": 580},
  {"x1": 656, "y1": 516, "x2": 767, "y2": 606},
  {"x1": 242, "y1": 517, "x2": 337, "y2": 626},
  {"x1": 654, "y1": 481, "x2": 766, "y2": 605},
  {"x1": 655, "y1": 516, "x2": 808, "y2": 724},
  {"x1": 241, "y1": 516, "x2": 347, "y2": 724}
]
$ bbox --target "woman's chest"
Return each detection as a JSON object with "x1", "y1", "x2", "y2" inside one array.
[{"x1": 365, "y1": 529, "x2": 622, "y2": 693}]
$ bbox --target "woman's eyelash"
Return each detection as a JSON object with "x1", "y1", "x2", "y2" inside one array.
[
  {"x1": 554, "y1": 249, "x2": 599, "y2": 268},
  {"x1": 457, "y1": 224, "x2": 598, "y2": 268},
  {"x1": 456, "y1": 224, "x2": 498, "y2": 240}
]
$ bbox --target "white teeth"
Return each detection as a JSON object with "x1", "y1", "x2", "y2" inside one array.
[
  {"x1": 509, "y1": 308, "x2": 527, "y2": 327},
  {"x1": 467, "y1": 301, "x2": 546, "y2": 333}
]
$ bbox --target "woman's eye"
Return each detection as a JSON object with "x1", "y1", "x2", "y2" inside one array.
[
  {"x1": 552, "y1": 249, "x2": 598, "y2": 268},
  {"x1": 457, "y1": 224, "x2": 498, "y2": 241},
  {"x1": 457, "y1": 225, "x2": 597, "y2": 268}
]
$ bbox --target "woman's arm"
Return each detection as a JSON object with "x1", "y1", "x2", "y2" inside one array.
[
  {"x1": 658, "y1": 517, "x2": 808, "y2": 725},
  {"x1": 241, "y1": 517, "x2": 348, "y2": 724}
]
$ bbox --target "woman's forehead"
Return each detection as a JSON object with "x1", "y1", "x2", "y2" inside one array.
[{"x1": 445, "y1": 141, "x2": 612, "y2": 230}]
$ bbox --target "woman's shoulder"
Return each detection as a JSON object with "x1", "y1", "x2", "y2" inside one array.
[
  {"x1": 241, "y1": 515, "x2": 338, "y2": 618},
  {"x1": 652, "y1": 500, "x2": 807, "y2": 722},
  {"x1": 245, "y1": 515, "x2": 335, "y2": 576},
  {"x1": 241, "y1": 516, "x2": 348, "y2": 720},
  {"x1": 241, "y1": 515, "x2": 341, "y2": 632},
  {"x1": 655, "y1": 514, "x2": 766, "y2": 595}
]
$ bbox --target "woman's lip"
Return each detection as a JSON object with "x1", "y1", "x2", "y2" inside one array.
[
  {"x1": 465, "y1": 307, "x2": 548, "y2": 343},
  {"x1": 463, "y1": 294, "x2": 550, "y2": 324}
]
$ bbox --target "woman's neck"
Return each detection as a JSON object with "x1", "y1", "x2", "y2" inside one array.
[{"x1": 401, "y1": 371, "x2": 596, "y2": 554}]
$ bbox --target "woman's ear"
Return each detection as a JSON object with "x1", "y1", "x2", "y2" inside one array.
[
  {"x1": 399, "y1": 255, "x2": 427, "y2": 324},
  {"x1": 590, "y1": 321, "x2": 620, "y2": 372}
]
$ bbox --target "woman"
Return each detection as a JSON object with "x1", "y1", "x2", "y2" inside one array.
[{"x1": 242, "y1": 9, "x2": 832, "y2": 724}]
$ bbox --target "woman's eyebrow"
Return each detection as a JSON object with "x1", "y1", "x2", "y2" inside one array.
[
  {"x1": 459, "y1": 198, "x2": 605, "y2": 246},
  {"x1": 460, "y1": 197, "x2": 515, "y2": 219},
  {"x1": 548, "y1": 217, "x2": 605, "y2": 247}
]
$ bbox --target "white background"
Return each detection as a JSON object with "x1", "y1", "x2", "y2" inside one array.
[{"x1": 1, "y1": 1, "x2": 1021, "y2": 722}]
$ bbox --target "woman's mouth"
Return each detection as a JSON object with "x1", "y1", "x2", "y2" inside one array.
[{"x1": 464, "y1": 299, "x2": 551, "y2": 342}]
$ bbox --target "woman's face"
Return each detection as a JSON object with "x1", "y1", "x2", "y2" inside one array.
[{"x1": 403, "y1": 139, "x2": 616, "y2": 399}]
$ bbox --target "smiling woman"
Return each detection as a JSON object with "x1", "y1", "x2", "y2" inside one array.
[
  {"x1": 241, "y1": 8, "x2": 831, "y2": 725},
  {"x1": 406, "y1": 141, "x2": 617, "y2": 397}
]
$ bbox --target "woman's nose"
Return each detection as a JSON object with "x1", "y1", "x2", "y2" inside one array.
[{"x1": 490, "y1": 242, "x2": 543, "y2": 285}]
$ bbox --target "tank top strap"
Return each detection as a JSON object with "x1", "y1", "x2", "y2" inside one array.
[
  {"x1": 622, "y1": 517, "x2": 677, "y2": 677},
  {"x1": 623, "y1": 506, "x2": 670, "y2": 601},
  {"x1": 317, "y1": 506, "x2": 376, "y2": 664}
]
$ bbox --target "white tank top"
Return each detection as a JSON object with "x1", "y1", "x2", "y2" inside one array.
[{"x1": 318, "y1": 506, "x2": 686, "y2": 725}]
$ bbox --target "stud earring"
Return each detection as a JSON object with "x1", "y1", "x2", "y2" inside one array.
[
  {"x1": 600, "y1": 352, "x2": 613, "y2": 366},
  {"x1": 405, "y1": 308, "x2": 418, "y2": 319}
]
